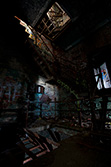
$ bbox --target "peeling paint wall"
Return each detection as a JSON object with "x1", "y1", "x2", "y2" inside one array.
[{"x1": 30, "y1": 76, "x2": 59, "y2": 118}]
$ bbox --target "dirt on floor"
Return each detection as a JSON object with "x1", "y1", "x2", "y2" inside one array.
[{"x1": 22, "y1": 133, "x2": 111, "y2": 167}]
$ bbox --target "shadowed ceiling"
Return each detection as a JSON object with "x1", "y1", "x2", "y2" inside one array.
[{"x1": 1, "y1": 0, "x2": 111, "y2": 96}]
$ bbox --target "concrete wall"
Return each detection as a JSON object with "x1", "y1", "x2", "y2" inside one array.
[{"x1": 0, "y1": 36, "x2": 38, "y2": 109}]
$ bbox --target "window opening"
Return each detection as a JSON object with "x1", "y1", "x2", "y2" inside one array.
[
  {"x1": 36, "y1": 85, "x2": 45, "y2": 94},
  {"x1": 94, "y1": 62, "x2": 111, "y2": 90}
]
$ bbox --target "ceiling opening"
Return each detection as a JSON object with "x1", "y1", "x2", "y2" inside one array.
[{"x1": 36, "y1": 2, "x2": 71, "y2": 40}]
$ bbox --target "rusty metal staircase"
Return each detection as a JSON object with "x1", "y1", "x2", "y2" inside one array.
[
  {"x1": 14, "y1": 16, "x2": 56, "y2": 80},
  {"x1": 24, "y1": 38, "x2": 54, "y2": 79}
]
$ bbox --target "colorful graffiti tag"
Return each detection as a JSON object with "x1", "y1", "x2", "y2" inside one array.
[{"x1": 57, "y1": 80, "x2": 78, "y2": 98}]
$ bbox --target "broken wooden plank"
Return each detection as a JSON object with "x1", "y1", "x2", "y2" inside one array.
[{"x1": 16, "y1": 142, "x2": 37, "y2": 160}]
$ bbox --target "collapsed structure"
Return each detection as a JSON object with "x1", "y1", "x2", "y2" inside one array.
[{"x1": 0, "y1": 0, "x2": 111, "y2": 166}]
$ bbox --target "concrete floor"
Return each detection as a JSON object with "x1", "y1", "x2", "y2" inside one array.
[
  {"x1": 22, "y1": 134, "x2": 111, "y2": 167},
  {"x1": 0, "y1": 115, "x2": 110, "y2": 167}
]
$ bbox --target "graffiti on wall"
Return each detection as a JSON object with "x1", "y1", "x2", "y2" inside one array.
[
  {"x1": 0, "y1": 76, "x2": 26, "y2": 109},
  {"x1": 57, "y1": 79, "x2": 78, "y2": 98}
]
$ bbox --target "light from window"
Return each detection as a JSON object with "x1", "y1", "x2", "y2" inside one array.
[{"x1": 94, "y1": 62, "x2": 111, "y2": 90}]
